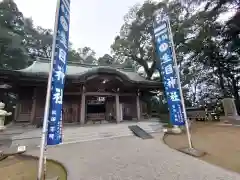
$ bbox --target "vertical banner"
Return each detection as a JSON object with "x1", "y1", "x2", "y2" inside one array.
[
  {"x1": 47, "y1": 0, "x2": 71, "y2": 145},
  {"x1": 153, "y1": 15, "x2": 185, "y2": 126}
]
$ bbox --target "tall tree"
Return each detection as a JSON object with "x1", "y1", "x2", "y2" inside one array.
[
  {"x1": 23, "y1": 18, "x2": 53, "y2": 59},
  {"x1": 111, "y1": 0, "x2": 240, "y2": 106},
  {"x1": 111, "y1": 0, "x2": 200, "y2": 79},
  {"x1": 0, "y1": 0, "x2": 29, "y2": 69},
  {"x1": 98, "y1": 54, "x2": 114, "y2": 66},
  {"x1": 78, "y1": 47, "x2": 97, "y2": 64},
  {"x1": 111, "y1": 2, "x2": 159, "y2": 79},
  {"x1": 184, "y1": 0, "x2": 240, "y2": 98}
]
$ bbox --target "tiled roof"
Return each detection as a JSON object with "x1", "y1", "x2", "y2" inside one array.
[{"x1": 16, "y1": 59, "x2": 162, "y2": 86}]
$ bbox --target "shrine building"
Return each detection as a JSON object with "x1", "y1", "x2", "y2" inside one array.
[{"x1": 0, "y1": 58, "x2": 162, "y2": 125}]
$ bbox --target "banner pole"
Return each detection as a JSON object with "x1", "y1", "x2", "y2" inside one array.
[
  {"x1": 165, "y1": 17, "x2": 193, "y2": 149},
  {"x1": 37, "y1": 0, "x2": 61, "y2": 179}
]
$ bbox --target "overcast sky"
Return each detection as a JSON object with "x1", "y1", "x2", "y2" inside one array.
[
  {"x1": 11, "y1": 0, "x2": 235, "y2": 58},
  {"x1": 14, "y1": 0, "x2": 144, "y2": 58}
]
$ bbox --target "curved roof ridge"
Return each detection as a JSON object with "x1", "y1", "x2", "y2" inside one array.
[
  {"x1": 32, "y1": 56, "x2": 135, "y2": 71},
  {"x1": 15, "y1": 61, "x2": 38, "y2": 72},
  {"x1": 14, "y1": 58, "x2": 161, "y2": 86}
]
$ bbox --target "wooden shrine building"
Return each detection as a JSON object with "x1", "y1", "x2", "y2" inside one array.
[{"x1": 0, "y1": 58, "x2": 162, "y2": 125}]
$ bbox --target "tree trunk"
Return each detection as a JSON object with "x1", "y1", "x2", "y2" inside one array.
[
  {"x1": 144, "y1": 66, "x2": 154, "y2": 80},
  {"x1": 231, "y1": 75, "x2": 240, "y2": 115},
  {"x1": 219, "y1": 74, "x2": 227, "y2": 97},
  {"x1": 192, "y1": 84, "x2": 198, "y2": 105},
  {"x1": 145, "y1": 60, "x2": 157, "y2": 80},
  {"x1": 217, "y1": 65, "x2": 227, "y2": 97},
  {"x1": 231, "y1": 76, "x2": 239, "y2": 101}
]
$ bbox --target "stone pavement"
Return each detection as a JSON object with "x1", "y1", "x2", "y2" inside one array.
[
  {"x1": 27, "y1": 133, "x2": 240, "y2": 180},
  {"x1": 10, "y1": 121, "x2": 162, "y2": 148}
]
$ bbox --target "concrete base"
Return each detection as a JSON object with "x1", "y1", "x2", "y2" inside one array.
[
  {"x1": 163, "y1": 125, "x2": 182, "y2": 134},
  {"x1": 46, "y1": 177, "x2": 59, "y2": 180},
  {"x1": 163, "y1": 128, "x2": 168, "y2": 133},
  {"x1": 172, "y1": 126, "x2": 182, "y2": 134},
  {"x1": 179, "y1": 147, "x2": 206, "y2": 157},
  {"x1": 163, "y1": 127, "x2": 183, "y2": 135}
]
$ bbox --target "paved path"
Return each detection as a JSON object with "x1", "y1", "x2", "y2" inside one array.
[{"x1": 27, "y1": 133, "x2": 240, "y2": 180}]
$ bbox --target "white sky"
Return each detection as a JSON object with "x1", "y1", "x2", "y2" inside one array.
[
  {"x1": 14, "y1": 0, "x2": 145, "y2": 58},
  {"x1": 10, "y1": 0, "x2": 235, "y2": 59}
]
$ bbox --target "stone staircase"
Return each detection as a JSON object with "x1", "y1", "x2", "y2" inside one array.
[
  {"x1": 10, "y1": 121, "x2": 163, "y2": 148},
  {"x1": 64, "y1": 121, "x2": 162, "y2": 143}
]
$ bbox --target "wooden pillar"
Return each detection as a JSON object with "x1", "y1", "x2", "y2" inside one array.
[
  {"x1": 78, "y1": 95, "x2": 81, "y2": 123},
  {"x1": 115, "y1": 93, "x2": 120, "y2": 123},
  {"x1": 80, "y1": 86, "x2": 86, "y2": 125},
  {"x1": 14, "y1": 102, "x2": 20, "y2": 122},
  {"x1": 30, "y1": 88, "x2": 37, "y2": 124},
  {"x1": 136, "y1": 94, "x2": 141, "y2": 121}
]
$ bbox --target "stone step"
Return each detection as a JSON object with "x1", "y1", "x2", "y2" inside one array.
[
  {"x1": 12, "y1": 129, "x2": 157, "y2": 147},
  {"x1": 63, "y1": 127, "x2": 155, "y2": 139},
  {"x1": 12, "y1": 125, "x2": 157, "y2": 140},
  {"x1": 12, "y1": 128, "x2": 135, "y2": 139},
  {"x1": 63, "y1": 131, "x2": 131, "y2": 140},
  {"x1": 62, "y1": 128, "x2": 157, "y2": 142},
  {"x1": 64, "y1": 129, "x2": 132, "y2": 138},
  {"x1": 62, "y1": 130, "x2": 159, "y2": 145},
  {"x1": 63, "y1": 132, "x2": 133, "y2": 142},
  {"x1": 62, "y1": 134, "x2": 133, "y2": 144},
  {"x1": 10, "y1": 122, "x2": 163, "y2": 148},
  {"x1": 11, "y1": 131, "x2": 133, "y2": 148}
]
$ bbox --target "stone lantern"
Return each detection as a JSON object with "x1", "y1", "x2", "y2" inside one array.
[{"x1": 0, "y1": 102, "x2": 12, "y2": 131}]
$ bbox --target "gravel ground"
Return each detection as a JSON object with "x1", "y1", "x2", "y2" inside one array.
[{"x1": 27, "y1": 133, "x2": 240, "y2": 180}]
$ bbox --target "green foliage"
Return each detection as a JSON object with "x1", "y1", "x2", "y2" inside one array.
[
  {"x1": 98, "y1": 54, "x2": 114, "y2": 66},
  {"x1": 24, "y1": 19, "x2": 53, "y2": 58},
  {"x1": 0, "y1": 0, "x2": 118, "y2": 69},
  {"x1": 1, "y1": 0, "x2": 240, "y2": 108},
  {"x1": 0, "y1": 0, "x2": 28, "y2": 69},
  {"x1": 112, "y1": 0, "x2": 240, "y2": 106},
  {"x1": 111, "y1": 2, "x2": 160, "y2": 79},
  {"x1": 67, "y1": 48, "x2": 83, "y2": 63}
]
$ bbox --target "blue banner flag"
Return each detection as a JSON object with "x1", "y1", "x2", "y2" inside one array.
[
  {"x1": 47, "y1": 0, "x2": 71, "y2": 145},
  {"x1": 153, "y1": 16, "x2": 185, "y2": 126}
]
